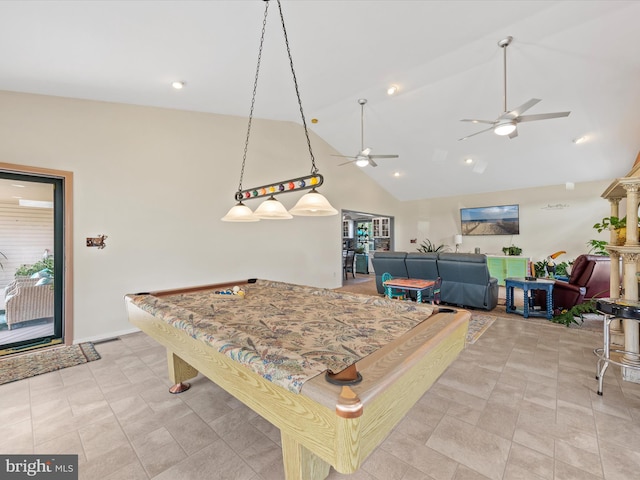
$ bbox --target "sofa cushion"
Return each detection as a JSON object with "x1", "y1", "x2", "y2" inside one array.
[
  {"x1": 405, "y1": 252, "x2": 439, "y2": 280},
  {"x1": 371, "y1": 252, "x2": 409, "y2": 294}
]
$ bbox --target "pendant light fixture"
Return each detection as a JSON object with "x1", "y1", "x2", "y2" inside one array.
[{"x1": 221, "y1": 0, "x2": 337, "y2": 222}]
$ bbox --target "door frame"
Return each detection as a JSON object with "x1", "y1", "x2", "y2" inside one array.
[{"x1": 0, "y1": 162, "x2": 74, "y2": 346}]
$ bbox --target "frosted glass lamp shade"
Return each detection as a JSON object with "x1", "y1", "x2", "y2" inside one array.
[
  {"x1": 494, "y1": 121, "x2": 516, "y2": 136},
  {"x1": 454, "y1": 234, "x2": 463, "y2": 245},
  {"x1": 221, "y1": 202, "x2": 259, "y2": 222},
  {"x1": 355, "y1": 156, "x2": 369, "y2": 167},
  {"x1": 289, "y1": 190, "x2": 338, "y2": 216},
  {"x1": 254, "y1": 196, "x2": 293, "y2": 219}
]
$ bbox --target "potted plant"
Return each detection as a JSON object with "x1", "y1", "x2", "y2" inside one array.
[
  {"x1": 593, "y1": 216, "x2": 628, "y2": 245},
  {"x1": 15, "y1": 257, "x2": 53, "y2": 277},
  {"x1": 587, "y1": 239, "x2": 609, "y2": 256},
  {"x1": 417, "y1": 239, "x2": 450, "y2": 253},
  {"x1": 502, "y1": 245, "x2": 522, "y2": 256}
]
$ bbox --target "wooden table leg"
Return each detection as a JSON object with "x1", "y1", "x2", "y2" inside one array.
[
  {"x1": 281, "y1": 431, "x2": 331, "y2": 480},
  {"x1": 167, "y1": 350, "x2": 198, "y2": 394}
]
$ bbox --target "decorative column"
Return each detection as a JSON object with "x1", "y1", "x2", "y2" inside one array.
[
  {"x1": 623, "y1": 183, "x2": 640, "y2": 245},
  {"x1": 609, "y1": 197, "x2": 621, "y2": 246},
  {"x1": 608, "y1": 198, "x2": 623, "y2": 334},
  {"x1": 621, "y1": 182, "x2": 640, "y2": 381}
]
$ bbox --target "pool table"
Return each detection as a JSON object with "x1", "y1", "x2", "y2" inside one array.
[{"x1": 125, "y1": 279, "x2": 469, "y2": 480}]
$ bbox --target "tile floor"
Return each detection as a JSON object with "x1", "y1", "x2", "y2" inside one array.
[{"x1": 1, "y1": 315, "x2": 640, "y2": 479}]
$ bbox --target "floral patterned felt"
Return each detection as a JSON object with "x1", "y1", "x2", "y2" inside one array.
[{"x1": 131, "y1": 279, "x2": 434, "y2": 393}]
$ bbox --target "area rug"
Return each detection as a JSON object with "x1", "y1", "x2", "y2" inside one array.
[
  {"x1": 0, "y1": 343, "x2": 101, "y2": 385},
  {"x1": 467, "y1": 314, "x2": 496, "y2": 344}
]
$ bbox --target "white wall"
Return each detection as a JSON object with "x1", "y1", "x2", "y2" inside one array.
[
  {"x1": 0, "y1": 91, "x2": 402, "y2": 342},
  {"x1": 0, "y1": 91, "x2": 619, "y2": 342},
  {"x1": 395, "y1": 180, "x2": 614, "y2": 266}
]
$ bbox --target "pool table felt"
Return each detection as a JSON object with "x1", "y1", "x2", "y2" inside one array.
[{"x1": 129, "y1": 279, "x2": 450, "y2": 393}]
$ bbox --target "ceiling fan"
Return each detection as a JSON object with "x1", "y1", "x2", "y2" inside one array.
[
  {"x1": 459, "y1": 36, "x2": 570, "y2": 141},
  {"x1": 334, "y1": 98, "x2": 399, "y2": 167}
]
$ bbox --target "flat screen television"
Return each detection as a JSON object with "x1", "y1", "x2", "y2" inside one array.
[{"x1": 460, "y1": 204, "x2": 519, "y2": 236}]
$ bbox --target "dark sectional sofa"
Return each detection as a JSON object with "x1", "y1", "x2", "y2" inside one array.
[{"x1": 371, "y1": 251, "x2": 499, "y2": 310}]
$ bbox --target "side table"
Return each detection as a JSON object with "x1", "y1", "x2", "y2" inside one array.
[{"x1": 505, "y1": 277, "x2": 554, "y2": 319}]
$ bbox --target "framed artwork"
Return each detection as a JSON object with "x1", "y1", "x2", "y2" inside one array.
[{"x1": 460, "y1": 204, "x2": 519, "y2": 235}]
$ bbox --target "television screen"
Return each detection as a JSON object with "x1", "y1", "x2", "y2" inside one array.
[{"x1": 460, "y1": 204, "x2": 519, "y2": 236}]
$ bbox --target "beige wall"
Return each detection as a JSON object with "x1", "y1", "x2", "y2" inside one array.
[
  {"x1": 0, "y1": 91, "x2": 401, "y2": 342},
  {"x1": 0, "y1": 90, "x2": 616, "y2": 342},
  {"x1": 396, "y1": 180, "x2": 613, "y2": 265}
]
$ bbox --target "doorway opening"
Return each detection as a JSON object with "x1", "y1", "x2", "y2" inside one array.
[
  {"x1": 0, "y1": 164, "x2": 73, "y2": 355},
  {"x1": 341, "y1": 209, "x2": 394, "y2": 287}
]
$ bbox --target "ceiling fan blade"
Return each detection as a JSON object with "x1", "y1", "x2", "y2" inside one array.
[
  {"x1": 369, "y1": 158, "x2": 378, "y2": 167},
  {"x1": 509, "y1": 98, "x2": 541, "y2": 117},
  {"x1": 461, "y1": 119, "x2": 496, "y2": 125},
  {"x1": 458, "y1": 125, "x2": 495, "y2": 141},
  {"x1": 331, "y1": 154, "x2": 357, "y2": 159},
  {"x1": 338, "y1": 159, "x2": 357, "y2": 166},
  {"x1": 517, "y1": 111, "x2": 571, "y2": 122},
  {"x1": 508, "y1": 128, "x2": 518, "y2": 139},
  {"x1": 369, "y1": 154, "x2": 399, "y2": 159}
]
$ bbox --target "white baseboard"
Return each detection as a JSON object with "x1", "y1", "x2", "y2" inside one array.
[{"x1": 74, "y1": 326, "x2": 140, "y2": 345}]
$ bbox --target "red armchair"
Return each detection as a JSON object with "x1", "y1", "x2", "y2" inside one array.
[{"x1": 550, "y1": 254, "x2": 611, "y2": 309}]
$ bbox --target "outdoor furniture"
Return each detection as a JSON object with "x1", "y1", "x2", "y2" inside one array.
[{"x1": 4, "y1": 277, "x2": 54, "y2": 329}]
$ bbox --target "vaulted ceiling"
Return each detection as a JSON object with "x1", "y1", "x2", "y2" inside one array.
[{"x1": 1, "y1": 1, "x2": 638, "y2": 201}]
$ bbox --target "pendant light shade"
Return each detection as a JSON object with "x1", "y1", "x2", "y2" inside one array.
[
  {"x1": 221, "y1": 202, "x2": 259, "y2": 222},
  {"x1": 254, "y1": 196, "x2": 293, "y2": 219},
  {"x1": 223, "y1": 0, "x2": 337, "y2": 222},
  {"x1": 289, "y1": 189, "x2": 339, "y2": 216}
]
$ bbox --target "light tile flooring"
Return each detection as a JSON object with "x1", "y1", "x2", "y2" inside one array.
[{"x1": 1, "y1": 316, "x2": 640, "y2": 479}]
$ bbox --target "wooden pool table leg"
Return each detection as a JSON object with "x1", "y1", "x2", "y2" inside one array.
[
  {"x1": 167, "y1": 350, "x2": 198, "y2": 394},
  {"x1": 281, "y1": 431, "x2": 331, "y2": 480}
]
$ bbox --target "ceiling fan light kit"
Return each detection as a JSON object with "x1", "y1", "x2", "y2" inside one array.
[
  {"x1": 494, "y1": 120, "x2": 517, "y2": 136},
  {"x1": 459, "y1": 36, "x2": 570, "y2": 141},
  {"x1": 333, "y1": 98, "x2": 400, "y2": 168},
  {"x1": 355, "y1": 157, "x2": 370, "y2": 167},
  {"x1": 221, "y1": 0, "x2": 337, "y2": 222}
]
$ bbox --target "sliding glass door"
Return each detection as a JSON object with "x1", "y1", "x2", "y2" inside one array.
[{"x1": 0, "y1": 172, "x2": 65, "y2": 354}]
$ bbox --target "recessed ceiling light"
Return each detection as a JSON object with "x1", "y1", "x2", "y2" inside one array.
[
  {"x1": 465, "y1": 158, "x2": 473, "y2": 164},
  {"x1": 387, "y1": 84, "x2": 399, "y2": 96},
  {"x1": 171, "y1": 81, "x2": 185, "y2": 90},
  {"x1": 572, "y1": 136, "x2": 587, "y2": 144},
  {"x1": 393, "y1": 172, "x2": 401, "y2": 177}
]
